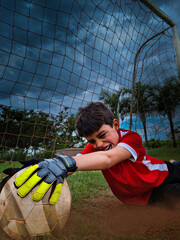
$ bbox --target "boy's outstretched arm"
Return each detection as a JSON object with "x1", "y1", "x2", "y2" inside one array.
[
  {"x1": 73, "y1": 145, "x2": 131, "y2": 171},
  {"x1": 13, "y1": 146, "x2": 131, "y2": 204}
]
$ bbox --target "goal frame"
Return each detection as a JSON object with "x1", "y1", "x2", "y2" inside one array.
[
  {"x1": 129, "y1": 0, "x2": 180, "y2": 130},
  {"x1": 140, "y1": 0, "x2": 180, "y2": 79}
]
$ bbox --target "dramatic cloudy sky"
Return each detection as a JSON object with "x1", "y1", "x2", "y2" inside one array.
[
  {"x1": 0, "y1": 0, "x2": 179, "y2": 139},
  {"x1": 151, "y1": 0, "x2": 180, "y2": 36}
]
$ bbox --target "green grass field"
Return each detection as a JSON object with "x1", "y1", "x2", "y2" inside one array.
[{"x1": 148, "y1": 145, "x2": 180, "y2": 162}]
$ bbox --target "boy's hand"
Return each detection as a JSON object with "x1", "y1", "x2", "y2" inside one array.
[
  {"x1": 14, "y1": 154, "x2": 77, "y2": 205},
  {"x1": 0, "y1": 158, "x2": 43, "y2": 193}
]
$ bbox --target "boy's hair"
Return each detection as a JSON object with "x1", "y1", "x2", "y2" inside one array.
[{"x1": 76, "y1": 102, "x2": 114, "y2": 137}]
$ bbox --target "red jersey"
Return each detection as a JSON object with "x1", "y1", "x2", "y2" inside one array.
[{"x1": 79, "y1": 130, "x2": 169, "y2": 206}]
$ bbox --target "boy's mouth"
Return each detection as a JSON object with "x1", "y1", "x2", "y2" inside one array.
[
  {"x1": 96, "y1": 144, "x2": 112, "y2": 151},
  {"x1": 104, "y1": 144, "x2": 112, "y2": 151}
]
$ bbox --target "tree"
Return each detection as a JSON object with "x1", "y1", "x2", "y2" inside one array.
[
  {"x1": 119, "y1": 82, "x2": 154, "y2": 147},
  {"x1": 99, "y1": 82, "x2": 154, "y2": 147},
  {"x1": 99, "y1": 90, "x2": 122, "y2": 119},
  {"x1": 150, "y1": 76, "x2": 180, "y2": 148},
  {"x1": 0, "y1": 105, "x2": 85, "y2": 155},
  {"x1": 0, "y1": 105, "x2": 19, "y2": 149},
  {"x1": 55, "y1": 107, "x2": 84, "y2": 150},
  {"x1": 0, "y1": 106, "x2": 58, "y2": 151}
]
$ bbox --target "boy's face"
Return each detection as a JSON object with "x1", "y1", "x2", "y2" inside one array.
[{"x1": 86, "y1": 119, "x2": 120, "y2": 151}]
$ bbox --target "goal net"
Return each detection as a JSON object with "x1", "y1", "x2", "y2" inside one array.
[{"x1": 0, "y1": 0, "x2": 179, "y2": 162}]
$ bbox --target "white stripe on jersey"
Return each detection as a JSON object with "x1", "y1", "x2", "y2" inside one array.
[
  {"x1": 120, "y1": 130, "x2": 129, "y2": 138},
  {"x1": 142, "y1": 158, "x2": 168, "y2": 171},
  {"x1": 117, "y1": 142, "x2": 137, "y2": 162},
  {"x1": 76, "y1": 153, "x2": 82, "y2": 156}
]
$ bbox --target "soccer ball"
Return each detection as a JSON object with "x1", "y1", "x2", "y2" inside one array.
[{"x1": 0, "y1": 168, "x2": 71, "y2": 239}]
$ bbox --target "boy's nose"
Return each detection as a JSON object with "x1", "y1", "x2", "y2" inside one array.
[{"x1": 96, "y1": 140, "x2": 103, "y2": 148}]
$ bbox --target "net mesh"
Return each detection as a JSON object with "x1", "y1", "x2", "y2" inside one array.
[{"x1": 0, "y1": 0, "x2": 179, "y2": 161}]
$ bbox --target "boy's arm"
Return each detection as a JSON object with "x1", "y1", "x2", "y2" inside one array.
[
  {"x1": 73, "y1": 145, "x2": 131, "y2": 171},
  {"x1": 13, "y1": 146, "x2": 131, "y2": 204}
]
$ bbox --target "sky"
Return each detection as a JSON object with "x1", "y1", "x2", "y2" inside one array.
[
  {"x1": 0, "y1": 0, "x2": 179, "y2": 140},
  {"x1": 151, "y1": 0, "x2": 180, "y2": 37}
]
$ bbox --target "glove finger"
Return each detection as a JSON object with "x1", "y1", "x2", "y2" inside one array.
[
  {"x1": 32, "y1": 181, "x2": 52, "y2": 201},
  {"x1": 37, "y1": 168, "x2": 51, "y2": 179},
  {"x1": 17, "y1": 172, "x2": 41, "y2": 197},
  {"x1": 49, "y1": 183, "x2": 63, "y2": 205},
  {"x1": 15, "y1": 164, "x2": 39, "y2": 187},
  {"x1": 43, "y1": 173, "x2": 57, "y2": 184}
]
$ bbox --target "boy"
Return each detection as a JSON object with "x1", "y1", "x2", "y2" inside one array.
[
  {"x1": 3, "y1": 102, "x2": 180, "y2": 206},
  {"x1": 75, "y1": 102, "x2": 180, "y2": 206}
]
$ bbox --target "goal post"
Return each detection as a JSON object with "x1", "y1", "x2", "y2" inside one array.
[
  {"x1": 140, "y1": 0, "x2": 180, "y2": 79},
  {"x1": 172, "y1": 25, "x2": 180, "y2": 79},
  {"x1": 129, "y1": 0, "x2": 180, "y2": 135}
]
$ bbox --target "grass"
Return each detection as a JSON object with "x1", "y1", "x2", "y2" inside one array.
[
  {"x1": 0, "y1": 161, "x2": 22, "y2": 171},
  {"x1": 66, "y1": 171, "x2": 110, "y2": 204},
  {"x1": 0, "y1": 161, "x2": 22, "y2": 181},
  {"x1": 148, "y1": 145, "x2": 180, "y2": 161}
]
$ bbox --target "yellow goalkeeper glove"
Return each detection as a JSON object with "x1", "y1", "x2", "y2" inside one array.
[{"x1": 14, "y1": 154, "x2": 77, "y2": 204}]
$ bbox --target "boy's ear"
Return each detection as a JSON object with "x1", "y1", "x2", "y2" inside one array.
[{"x1": 113, "y1": 119, "x2": 119, "y2": 130}]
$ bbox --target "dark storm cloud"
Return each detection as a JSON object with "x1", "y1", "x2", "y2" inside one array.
[{"x1": 0, "y1": 0, "x2": 179, "y2": 115}]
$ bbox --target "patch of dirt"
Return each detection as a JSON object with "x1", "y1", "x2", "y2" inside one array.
[{"x1": 61, "y1": 190, "x2": 180, "y2": 240}]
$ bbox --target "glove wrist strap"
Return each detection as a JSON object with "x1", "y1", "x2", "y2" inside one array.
[{"x1": 55, "y1": 153, "x2": 78, "y2": 172}]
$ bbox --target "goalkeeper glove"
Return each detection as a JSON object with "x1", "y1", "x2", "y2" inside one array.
[
  {"x1": 0, "y1": 158, "x2": 44, "y2": 195},
  {"x1": 14, "y1": 153, "x2": 77, "y2": 205}
]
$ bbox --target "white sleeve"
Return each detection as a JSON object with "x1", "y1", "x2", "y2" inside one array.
[
  {"x1": 117, "y1": 142, "x2": 137, "y2": 162},
  {"x1": 76, "y1": 153, "x2": 82, "y2": 156}
]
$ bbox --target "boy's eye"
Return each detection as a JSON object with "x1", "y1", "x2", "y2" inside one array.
[{"x1": 99, "y1": 133, "x2": 106, "y2": 138}]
